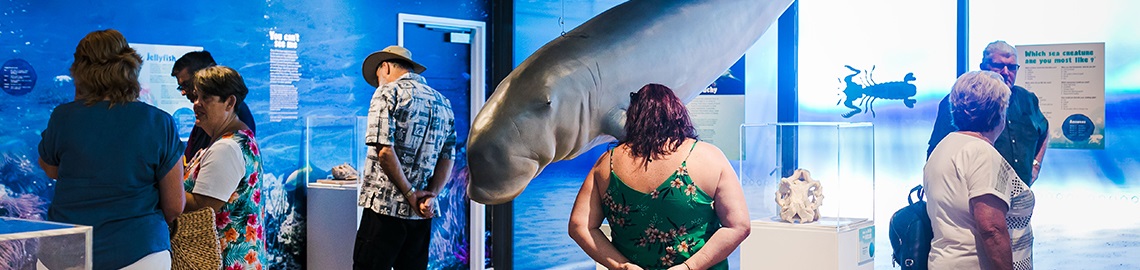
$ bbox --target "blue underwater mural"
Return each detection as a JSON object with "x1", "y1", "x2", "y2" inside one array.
[{"x1": 0, "y1": 0, "x2": 487, "y2": 269}]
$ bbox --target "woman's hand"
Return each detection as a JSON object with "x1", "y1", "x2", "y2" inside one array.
[
  {"x1": 618, "y1": 262, "x2": 644, "y2": 270},
  {"x1": 665, "y1": 263, "x2": 688, "y2": 270}
]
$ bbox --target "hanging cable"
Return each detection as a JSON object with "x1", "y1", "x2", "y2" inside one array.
[{"x1": 559, "y1": 0, "x2": 567, "y2": 36}]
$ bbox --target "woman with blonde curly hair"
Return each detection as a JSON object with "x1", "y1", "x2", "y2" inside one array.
[
  {"x1": 925, "y1": 71, "x2": 1034, "y2": 270},
  {"x1": 38, "y1": 29, "x2": 185, "y2": 269}
]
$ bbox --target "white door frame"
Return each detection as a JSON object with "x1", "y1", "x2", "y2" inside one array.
[{"x1": 398, "y1": 13, "x2": 488, "y2": 270}]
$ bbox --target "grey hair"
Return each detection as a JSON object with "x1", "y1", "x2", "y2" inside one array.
[
  {"x1": 982, "y1": 40, "x2": 1017, "y2": 64},
  {"x1": 382, "y1": 59, "x2": 414, "y2": 72},
  {"x1": 950, "y1": 71, "x2": 1011, "y2": 132}
]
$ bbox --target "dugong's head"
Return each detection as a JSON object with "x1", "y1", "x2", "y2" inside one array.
[{"x1": 467, "y1": 58, "x2": 618, "y2": 205}]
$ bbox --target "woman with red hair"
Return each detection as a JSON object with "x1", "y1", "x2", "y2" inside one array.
[{"x1": 570, "y1": 83, "x2": 750, "y2": 270}]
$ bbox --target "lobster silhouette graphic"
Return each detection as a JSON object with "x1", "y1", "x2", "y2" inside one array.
[{"x1": 837, "y1": 65, "x2": 917, "y2": 118}]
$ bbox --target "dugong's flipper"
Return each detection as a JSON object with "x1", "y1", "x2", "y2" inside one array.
[{"x1": 468, "y1": 0, "x2": 793, "y2": 204}]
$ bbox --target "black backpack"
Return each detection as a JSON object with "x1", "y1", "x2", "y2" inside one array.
[{"x1": 889, "y1": 185, "x2": 933, "y2": 269}]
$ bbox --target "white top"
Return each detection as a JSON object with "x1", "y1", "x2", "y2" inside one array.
[
  {"x1": 189, "y1": 138, "x2": 245, "y2": 201},
  {"x1": 925, "y1": 132, "x2": 1032, "y2": 270}
]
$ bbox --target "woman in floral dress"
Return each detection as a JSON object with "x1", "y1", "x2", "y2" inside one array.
[
  {"x1": 569, "y1": 84, "x2": 751, "y2": 270},
  {"x1": 182, "y1": 65, "x2": 265, "y2": 270}
]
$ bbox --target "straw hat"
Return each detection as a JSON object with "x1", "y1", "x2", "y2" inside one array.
[{"x1": 361, "y1": 45, "x2": 427, "y2": 87}]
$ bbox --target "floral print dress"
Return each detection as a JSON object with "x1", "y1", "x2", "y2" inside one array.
[
  {"x1": 184, "y1": 129, "x2": 265, "y2": 270},
  {"x1": 602, "y1": 142, "x2": 727, "y2": 270}
]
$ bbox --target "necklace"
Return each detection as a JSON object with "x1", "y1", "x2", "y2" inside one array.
[{"x1": 209, "y1": 113, "x2": 243, "y2": 144}]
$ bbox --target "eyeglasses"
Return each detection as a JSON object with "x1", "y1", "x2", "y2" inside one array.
[
  {"x1": 177, "y1": 81, "x2": 194, "y2": 92},
  {"x1": 177, "y1": 81, "x2": 199, "y2": 102},
  {"x1": 984, "y1": 62, "x2": 1020, "y2": 71}
]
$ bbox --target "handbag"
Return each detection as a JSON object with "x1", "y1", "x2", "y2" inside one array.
[{"x1": 171, "y1": 207, "x2": 222, "y2": 270}]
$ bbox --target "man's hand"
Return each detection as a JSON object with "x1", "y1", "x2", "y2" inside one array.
[
  {"x1": 1030, "y1": 159, "x2": 1042, "y2": 185},
  {"x1": 1032, "y1": 165, "x2": 1040, "y2": 182},
  {"x1": 403, "y1": 189, "x2": 421, "y2": 208},
  {"x1": 413, "y1": 191, "x2": 436, "y2": 218}
]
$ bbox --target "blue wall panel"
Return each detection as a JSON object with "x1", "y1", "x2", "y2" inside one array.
[{"x1": 0, "y1": 0, "x2": 487, "y2": 269}]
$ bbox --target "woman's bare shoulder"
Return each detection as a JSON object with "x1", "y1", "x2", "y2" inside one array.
[
  {"x1": 588, "y1": 147, "x2": 614, "y2": 182},
  {"x1": 692, "y1": 140, "x2": 728, "y2": 158}
]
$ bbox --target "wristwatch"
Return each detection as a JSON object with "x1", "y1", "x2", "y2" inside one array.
[{"x1": 404, "y1": 188, "x2": 415, "y2": 198}]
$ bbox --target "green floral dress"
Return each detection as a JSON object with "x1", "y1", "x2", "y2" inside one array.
[
  {"x1": 184, "y1": 129, "x2": 265, "y2": 270},
  {"x1": 603, "y1": 142, "x2": 727, "y2": 270}
]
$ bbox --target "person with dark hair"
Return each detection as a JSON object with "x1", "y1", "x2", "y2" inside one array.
[
  {"x1": 354, "y1": 45, "x2": 455, "y2": 269},
  {"x1": 925, "y1": 71, "x2": 1034, "y2": 270},
  {"x1": 39, "y1": 29, "x2": 185, "y2": 269},
  {"x1": 569, "y1": 83, "x2": 750, "y2": 270},
  {"x1": 171, "y1": 50, "x2": 256, "y2": 167},
  {"x1": 181, "y1": 65, "x2": 265, "y2": 270}
]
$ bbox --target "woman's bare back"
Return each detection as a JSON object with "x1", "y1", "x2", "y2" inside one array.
[{"x1": 602, "y1": 138, "x2": 726, "y2": 198}]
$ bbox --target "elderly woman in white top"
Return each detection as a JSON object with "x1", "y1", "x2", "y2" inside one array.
[{"x1": 925, "y1": 71, "x2": 1035, "y2": 270}]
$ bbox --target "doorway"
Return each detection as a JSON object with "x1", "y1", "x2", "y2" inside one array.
[{"x1": 398, "y1": 13, "x2": 488, "y2": 270}]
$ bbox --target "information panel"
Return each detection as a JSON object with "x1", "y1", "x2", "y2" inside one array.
[
  {"x1": 130, "y1": 43, "x2": 204, "y2": 140},
  {"x1": 1017, "y1": 42, "x2": 1105, "y2": 149},
  {"x1": 687, "y1": 58, "x2": 746, "y2": 160}
]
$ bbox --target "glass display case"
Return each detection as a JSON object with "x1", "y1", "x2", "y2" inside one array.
[
  {"x1": 304, "y1": 115, "x2": 369, "y2": 182},
  {"x1": 0, "y1": 217, "x2": 92, "y2": 269},
  {"x1": 737, "y1": 122, "x2": 875, "y2": 270},
  {"x1": 304, "y1": 115, "x2": 367, "y2": 270}
]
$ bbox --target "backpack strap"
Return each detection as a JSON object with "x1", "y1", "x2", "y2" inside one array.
[{"x1": 908, "y1": 185, "x2": 924, "y2": 205}]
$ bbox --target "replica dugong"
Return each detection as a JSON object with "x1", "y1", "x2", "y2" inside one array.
[{"x1": 467, "y1": 0, "x2": 794, "y2": 204}]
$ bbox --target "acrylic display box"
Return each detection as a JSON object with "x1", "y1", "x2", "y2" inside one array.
[
  {"x1": 304, "y1": 116, "x2": 369, "y2": 182},
  {"x1": 737, "y1": 122, "x2": 875, "y2": 270},
  {"x1": 304, "y1": 116, "x2": 367, "y2": 270},
  {"x1": 0, "y1": 217, "x2": 92, "y2": 269}
]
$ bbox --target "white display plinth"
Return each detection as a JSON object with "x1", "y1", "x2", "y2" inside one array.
[
  {"x1": 594, "y1": 225, "x2": 612, "y2": 270},
  {"x1": 740, "y1": 217, "x2": 874, "y2": 270},
  {"x1": 0, "y1": 217, "x2": 92, "y2": 269},
  {"x1": 306, "y1": 181, "x2": 363, "y2": 270}
]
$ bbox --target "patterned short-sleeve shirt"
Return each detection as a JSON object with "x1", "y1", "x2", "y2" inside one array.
[
  {"x1": 358, "y1": 72, "x2": 456, "y2": 220},
  {"x1": 1007, "y1": 167, "x2": 1035, "y2": 270},
  {"x1": 183, "y1": 130, "x2": 265, "y2": 269}
]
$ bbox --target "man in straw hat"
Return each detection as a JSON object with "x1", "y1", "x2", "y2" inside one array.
[{"x1": 353, "y1": 45, "x2": 456, "y2": 269}]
